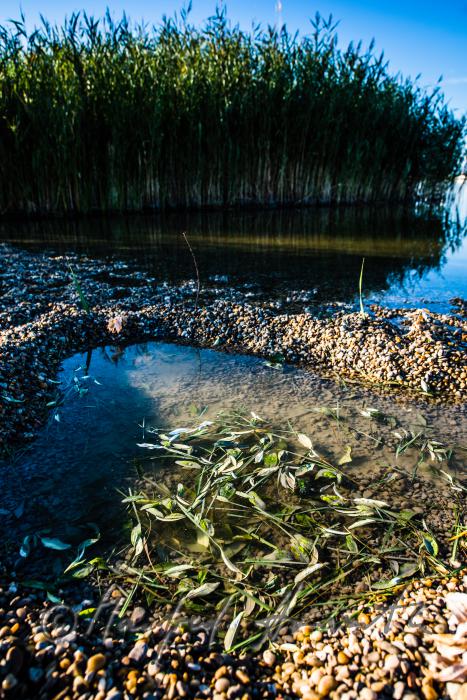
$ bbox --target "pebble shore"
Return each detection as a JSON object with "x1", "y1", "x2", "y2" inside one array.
[
  {"x1": 0, "y1": 575, "x2": 466, "y2": 699},
  {"x1": 0, "y1": 244, "x2": 465, "y2": 454}
]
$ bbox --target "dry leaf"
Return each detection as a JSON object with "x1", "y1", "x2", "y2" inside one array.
[
  {"x1": 108, "y1": 315, "x2": 124, "y2": 334},
  {"x1": 446, "y1": 592, "x2": 467, "y2": 625}
]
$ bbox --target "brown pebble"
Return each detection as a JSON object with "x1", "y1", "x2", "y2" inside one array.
[
  {"x1": 235, "y1": 669, "x2": 250, "y2": 685},
  {"x1": 337, "y1": 651, "x2": 349, "y2": 664},
  {"x1": 421, "y1": 684, "x2": 438, "y2": 700},
  {"x1": 317, "y1": 675, "x2": 336, "y2": 696},
  {"x1": 86, "y1": 653, "x2": 106, "y2": 674},
  {"x1": 6, "y1": 646, "x2": 23, "y2": 674},
  {"x1": 403, "y1": 633, "x2": 419, "y2": 649},
  {"x1": 214, "y1": 665, "x2": 228, "y2": 680}
]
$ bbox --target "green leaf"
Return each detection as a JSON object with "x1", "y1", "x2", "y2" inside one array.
[
  {"x1": 423, "y1": 533, "x2": 439, "y2": 556},
  {"x1": 345, "y1": 535, "x2": 359, "y2": 553}
]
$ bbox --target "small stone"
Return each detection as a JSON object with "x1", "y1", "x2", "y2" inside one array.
[
  {"x1": 298, "y1": 682, "x2": 313, "y2": 696},
  {"x1": 337, "y1": 651, "x2": 349, "y2": 664},
  {"x1": 309, "y1": 667, "x2": 324, "y2": 686},
  {"x1": 393, "y1": 682, "x2": 406, "y2": 700},
  {"x1": 128, "y1": 640, "x2": 148, "y2": 664},
  {"x1": 235, "y1": 669, "x2": 249, "y2": 684},
  {"x1": 359, "y1": 690, "x2": 377, "y2": 700},
  {"x1": 384, "y1": 654, "x2": 400, "y2": 671},
  {"x1": 214, "y1": 665, "x2": 228, "y2": 680},
  {"x1": 403, "y1": 633, "x2": 419, "y2": 648},
  {"x1": 130, "y1": 606, "x2": 146, "y2": 626},
  {"x1": 176, "y1": 680, "x2": 188, "y2": 697},
  {"x1": 421, "y1": 685, "x2": 438, "y2": 700},
  {"x1": 215, "y1": 678, "x2": 230, "y2": 693},
  {"x1": 262, "y1": 650, "x2": 276, "y2": 667},
  {"x1": 73, "y1": 675, "x2": 87, "y2": 693},
  {"x1": 317, "y1": 675, "x2": 336, "y2": 696},
  {"x1": 29, "y1": 667, "x2": 44, "y2": 683},
  {"x1": 2, "y1": 674, "x2": 17, "y2": 691},
  {"x1": 6, "y1": 646, "x2": 23, "y2": 674},
  {"x1": 86, "y1": 653, "x2": 106, "y2": 674}
]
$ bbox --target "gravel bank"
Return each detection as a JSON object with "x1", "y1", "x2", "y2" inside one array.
[
  {"x1": 0, "y1": 244, "x2": 465, "y2": 454},
  {"x1": 0, "y1": 575, "x2": 466, "y2": 699}
]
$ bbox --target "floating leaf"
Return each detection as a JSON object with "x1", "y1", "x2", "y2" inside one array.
[
  {"x1": 20, "y1": 535, "x2": 32, "y2": 558},
  {"x1": 47, "y1": 591, "x2": 62, "y2": 604},
  {"x1": 137, "y1": 442, "x2": 164, "y2": 450},
  {"x1": 345, "y1": 535, "x2": 359, "y2": 553},
  {"x1": 347, "y1": 519, "x2": 377, "y2": 530}
]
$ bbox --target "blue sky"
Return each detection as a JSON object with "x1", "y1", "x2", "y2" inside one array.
[{"x1": 1, "y1": 0, "x2": 466, "y2": 115}]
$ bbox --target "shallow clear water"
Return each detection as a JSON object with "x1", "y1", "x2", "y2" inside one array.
[
  {"x1": 1, "y1": 190, "x2": 466, "y2": 313},
  {"x1": 3, "y1": 342, "x2": 465, "y2": 556}
]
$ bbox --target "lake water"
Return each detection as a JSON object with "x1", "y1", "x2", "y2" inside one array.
[
  {"x1": 3, "y1": 342, "x2": 466, "y2": 569},
  {"x1": 1, "y1": 187, "x2": 466, "y2": 314},
  {"x1": 1, "y1": 192, "x2": 466, "y2": 571}
]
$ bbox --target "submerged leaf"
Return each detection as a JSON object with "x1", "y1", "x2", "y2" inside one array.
[
  {"x1": 185, "y1": 582, "x2": 220, "y2": 599},
  {"x1": 297, "y1": 433, "x2": 313, "y2": 450},
  {"x1": 40, "y1": 537, "x2": 71, "y2": 551},
  {"x1": 294, "y1": 562, "x2": 326, "y2": 584},
  {"x1": 338, "y1": 445, "x2": 353, "y2": 465},
  {"x1": 224, "y1": 611, "x2": 245, "y2": 650}
]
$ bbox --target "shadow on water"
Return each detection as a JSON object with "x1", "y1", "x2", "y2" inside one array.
[
  {"x1": 1, "y1": 341, "x2": 466, "y2": 577},
  {"x1": 1, "y1": 205, "x2": 466, "y2": 311}
]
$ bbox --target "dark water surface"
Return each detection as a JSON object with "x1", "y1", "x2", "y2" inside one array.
[
  {"x1": 2, "y1": 342, "x2": 466, "y2": 565},
  {"x1": 1, "y1": 184, "x2": 466, "y2": 313}
]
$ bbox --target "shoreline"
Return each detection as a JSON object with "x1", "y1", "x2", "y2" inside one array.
[
  {"x1": 0, "y1": 244, "x2": 466, "y2": 455},
  {"x1": 0, "y1": 243, "x2": 466, "y2": 698}
]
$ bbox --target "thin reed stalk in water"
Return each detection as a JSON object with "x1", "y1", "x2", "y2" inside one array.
[
  {"x1": 181, "y1": 231, "x2": 201, "y2": 310},
  {"x1": 359, "y1": 257, "x2": 365, "y2": 315}
]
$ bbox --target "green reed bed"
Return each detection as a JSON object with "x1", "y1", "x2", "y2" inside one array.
[{"x1": 0, "y1": 11, "x2": 465, "y2": 214}]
